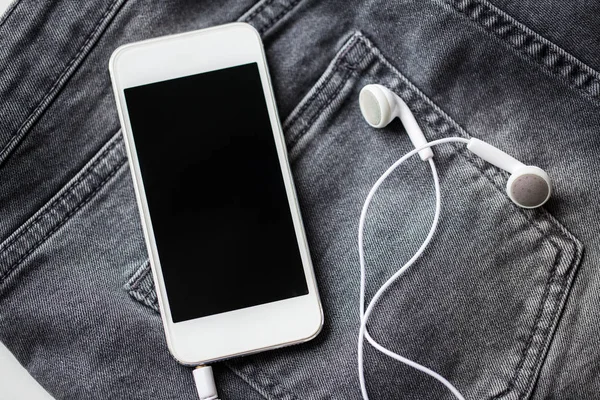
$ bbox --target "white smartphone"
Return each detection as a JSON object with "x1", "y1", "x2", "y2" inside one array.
[{"x1": 109, "y1": 22, "x2": 323, "y2": 365}]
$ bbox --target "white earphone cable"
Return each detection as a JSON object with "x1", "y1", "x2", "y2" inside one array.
[{"x1": 358, "y1": 137, "x2": 469, "y2": 400}]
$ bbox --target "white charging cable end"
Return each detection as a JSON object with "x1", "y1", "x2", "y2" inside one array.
[{"x1": 193, "y1": 365, "x2": 220, "y2": 400}]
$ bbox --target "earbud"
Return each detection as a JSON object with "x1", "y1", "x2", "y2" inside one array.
[
  {"x1": 467, "y1": 138, "x2": 551, "y2": 208},
  {"x1": 359, "y1": 84, "x2": 433, "y2": 161},
  {"x1": 358, "y1": 84, "x2": 552, "y2": 209}
]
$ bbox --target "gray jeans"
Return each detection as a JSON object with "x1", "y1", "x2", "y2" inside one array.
[{"x1": 0, "y1": 0, "x2": 597, "y2": 399}]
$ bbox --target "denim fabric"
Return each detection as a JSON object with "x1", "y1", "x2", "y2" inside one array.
[{"x1": 0, "y1": 0, "x2": 597, "y2": 399}]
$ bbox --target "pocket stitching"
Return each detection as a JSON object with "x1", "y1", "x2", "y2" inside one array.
[
  {"x1": 492, "y1": 251, "x2": 560, "y2": 400},
  {"x1": 128, "y1": 260, "x2": 152, "y2": 290},
  {"x1": 282, "y1": 31, "x2": 582, "y2": 399},
  {"x1": 0, "y1": 132, "x2": 127, "y2": 284},
  {"x1": 0, "y1": 136, "x2": 121, "y2": 254},
  {"x1": 125, "y1": 260, "x2": 160, "y2": 313},
  {"x1": 0, "y1": 0, "x2": 128, "y2": 166},
  {"x1": 283, "y1": 34, "x2": 366, "y2": 147},
  {"x1": 288, "y1": 66, "x2": 352, "y2": 149},
  {"x1": 242, "y1": 0, "x2": 277, "y2": 23},
  {"x1": 288, "y1": 65, "x2": 348, "y2": 149},
  {"x1": 240, "y1": 0, "x2": 305, "y2": 35},
  {"x1": 0, "y1": 155, "x2": 126, "y2": 283},
  {"x1": 435, "y1": 0, "x2": 600, "y2": 104},
  {"x1": 357, "y1": 35, "x2": 584, "y2": 399}
]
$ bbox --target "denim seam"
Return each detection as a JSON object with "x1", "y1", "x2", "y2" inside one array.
[
  {"x1": 283, "y1": 32, "x2": 370, "y2": 150},
  {"x1": 0, "y1": 133, "x2": 126, "y2": 283},
  {"x1": 126, "y1": 259, "x2": 151, "y2": 290},
  {"x1": 139, "y1": 281, "x2": 156, "y2": 302},
  {"x1": 290, "y1": 42, "x2": 371, "y2": 146},
  {"x1": 125, "y1": 260, "x2": 161, "y2": 311},
  {"x1": 0, "y1": 0, "x2": 128, "y2": 166},
  {"x1": 0, "y1": 136, "x2": 121, "y2": 254},
  {"x1": 257, "y1": 0, "x2": 304, "y2": 35},
  {"x1": 494, "y1": 243, "x2": 581, "y2": 400},
  {"x1": 490, "y1": 251, "x2": 561, "y2": 400},
  {"x1": 519, "y1": 244, "x2": 583, "y2": 400},
  {"x1": 0, "y1": 157, "x2": 126, "y2": 284},
  {"x1": 281, "y1": 31, "x2": 581, "y2": 400},
  {"x1": 243, "y1": 0, "x2": 276, "y2": 22},
  {"x1": 139, "y1": 289, "x2": 159, "y2": 311},
  {"x1": 240, "y1": 0, "x2": 305, "y2": 35},
  {"x1": 129, "y1": 287, "x2": 159, "y2": 313},
  {"x1": 282, "y1": 66, "x2": 338, "y2": 140},
  {"x1": 456, "y1": 149, "x2": 559, "y2": 249},
  {"x1": 436, "y1": 0, "x2": 600, "y2": 103},
  {"x1": 130, "y1": 264, "x2": 151, "y2": 292},
  {"x1": 288, "y1": 69, "x2": 352, "y2": 150},
  {"x1": 284, "y1": 32, "x2": 366, "y2": 130}
]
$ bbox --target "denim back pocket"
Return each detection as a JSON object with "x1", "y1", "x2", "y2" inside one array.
[{"x1": 221, "y1": 31, "x2": 583, "y2": 400}]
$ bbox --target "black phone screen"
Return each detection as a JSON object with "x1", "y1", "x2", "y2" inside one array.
[{"x1": 124, "y1": 62, "x2": 309, "y2": 323}]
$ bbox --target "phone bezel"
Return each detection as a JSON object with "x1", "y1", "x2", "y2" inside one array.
[{"x1": 109, "y1": 22, "x2": 323, "y2": 365}]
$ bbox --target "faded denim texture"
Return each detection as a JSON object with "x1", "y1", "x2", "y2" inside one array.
[{"x1": 0, "y1": 0, "x2": 596, "y2": 399}]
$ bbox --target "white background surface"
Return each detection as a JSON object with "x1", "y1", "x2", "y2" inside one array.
[
  {"x1": 0, "y1": 343, "x2": 53, "y2": 399},
  {"x1": 0, "y1": 1, "x2": 55, "y2": 398}
]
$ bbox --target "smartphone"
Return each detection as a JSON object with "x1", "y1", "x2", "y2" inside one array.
[{"x1": 109, "y1": 22, "x2": 323, "y2": 365}]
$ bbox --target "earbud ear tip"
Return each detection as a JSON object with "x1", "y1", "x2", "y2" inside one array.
[
  {"x1": 506, "y1": 166, "x2": 551, "y2": 208},
  {"x1": 359, "y1": 85, "x2": 391, "y2": 128}
]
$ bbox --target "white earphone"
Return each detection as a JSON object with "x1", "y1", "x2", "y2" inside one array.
[
  {"x1": 359, "y1": 84, "x2": 552, "y2": 208},
  {"x1": 359, "y1": 84, "x2": 433, "y2": 161},
  {"x1": 356, "y1": 84, "x2": 553, "y2": 400}
]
